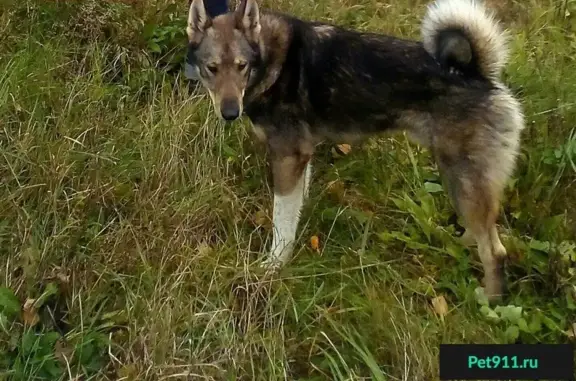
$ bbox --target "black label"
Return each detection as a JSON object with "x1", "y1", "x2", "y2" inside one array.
[{"x1": 439, "y1": 344, "x2": 574, "y2": 380}]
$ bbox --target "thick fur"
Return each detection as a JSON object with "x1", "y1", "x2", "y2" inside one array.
[
  {"x1": 186, "y1": 0, "x2": 524, "y2": 302},
  {"x1": 422, "y1": 0, "x2": 509, "y2": 81}
]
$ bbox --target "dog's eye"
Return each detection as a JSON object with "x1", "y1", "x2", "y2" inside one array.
[
  {"x1": 206, "y1": 65, "x2": 218, "y2": 74},
  {"x1": 238, "y1": 62, "x2": 247, "y2": 71}
]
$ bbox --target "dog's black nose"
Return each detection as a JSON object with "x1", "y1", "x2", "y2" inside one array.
[{"x1": 221, "y1": 100, "x2": 240, "y2": 121}]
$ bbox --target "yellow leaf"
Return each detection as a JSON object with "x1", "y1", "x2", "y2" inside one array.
[
  {"x1": 337, "y1": 144, "x2": 352, "y2": 155},
  {"x1": 253, "y1": 210, "x2": 271, "y2": 229},
  {"x1": 431, "y1": 295, "x2": 449, "y2": 319},
  {"x1": 331, "y1": 144, "x2": 352, "y2": 158},
  {"x1": 22, "y1": 298, "x2": 40, "y2": 327},
  {"x1": 310, "y1": 235, "x2": 320, "y2": 252}
]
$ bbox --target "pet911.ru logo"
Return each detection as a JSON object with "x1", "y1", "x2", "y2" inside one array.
[{"x1": 468, "y1": 355, "x2": 538, "y2": 370}]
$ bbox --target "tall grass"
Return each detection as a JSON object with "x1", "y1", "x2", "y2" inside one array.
[{"x1": 0, "y1": 0, "x2": 574, "y2": 380}]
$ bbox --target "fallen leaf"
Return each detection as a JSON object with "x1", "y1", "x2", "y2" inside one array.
[
  {"x1": 331, "y1": 144, "x2": 352, "y2": 158},
  {"x1": 54, "y1": 338, "x2": 73, "y2": 366},
  {"x1": 337, "y1": 144, "x2": 352, "y2": 155},
  {"x1": 310, "y1": 235, "x2": 320, "y2": 252},
  {"x1": 22, "y1": 298, "x2": 40, "y2": 327},
  {"x1": 253, "y1": 210, "x2": 271, "y2": 229},
  {"x1": 431, "y1": 295, "x2": 449, "y2": 319}
]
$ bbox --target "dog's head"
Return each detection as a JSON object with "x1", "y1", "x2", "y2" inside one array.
[{"x1": 186, "y1": 0, "x2": 261, "y2": 121}]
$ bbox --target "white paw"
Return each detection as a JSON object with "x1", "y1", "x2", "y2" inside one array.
[
  {"x1": 260, "y1": 244, "x2": 293, "y2": 272},
  {"x1": 260, "y1": 256, "x2": 284, "y2": 273}
]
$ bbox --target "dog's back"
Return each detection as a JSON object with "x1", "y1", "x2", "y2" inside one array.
[
  {"x1": 237, "y1": 0, "x2": 519, "y2": 147},
  {"x1": 278, "y1": 20, "x2": 493, "y2": 138}
]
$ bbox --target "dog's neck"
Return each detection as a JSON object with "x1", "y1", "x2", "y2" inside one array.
[{"x1": 244, "y1": 12, "x2": 293, "y2": 103}]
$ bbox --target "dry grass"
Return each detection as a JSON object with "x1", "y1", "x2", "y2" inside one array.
[{"x1": 0, "y1": 0, "x2": 574, "y2": 380}]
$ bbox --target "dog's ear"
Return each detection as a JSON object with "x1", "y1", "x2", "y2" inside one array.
[
  {"x1": 235, "y1": 0, "x2": 261, "y2": 42},
  {"x1": 187, "y1": 0, "x2": 212, "y2": 41}
]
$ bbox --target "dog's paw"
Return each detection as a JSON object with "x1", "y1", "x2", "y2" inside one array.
[
  {"x1": 483, "y1": 257, "x2": 508, "y2": 305},
  {"x1": 259, "y1": 256, "x2": 284, "y2": 274},
  {"x1": 484, "y1": 289, "x2": 504, "y2": 305},
  {"x1": 261, "y1": 242, "x2": 293, "y2": 272}
]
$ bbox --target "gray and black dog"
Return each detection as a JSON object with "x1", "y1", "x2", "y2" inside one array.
[{"x1": 185, "y1": 0, "x2": 524, "y2": 302}]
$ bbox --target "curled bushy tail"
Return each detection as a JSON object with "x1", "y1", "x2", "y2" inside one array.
[{"x1": 422, "y1": 0, "x2": 508, "y2": 82}]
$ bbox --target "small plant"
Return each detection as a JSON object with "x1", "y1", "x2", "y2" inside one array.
[
  {"x1": 1, "y1": 0, "x2": 575, "y2": 379},
  {"x1": 142, "y1": 4, "x2": 188, "y2": 72},
  {"x1": 0, "y1": 284, "x2": 113, "y2": 380}
]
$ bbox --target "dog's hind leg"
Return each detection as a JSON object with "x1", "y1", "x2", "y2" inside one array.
[
  {"x1": 438, "y1": 156, "x2": 508, "y2": 303},
  {"x1": 262, "y1": 145, "x2": 313, "y2": 269}
]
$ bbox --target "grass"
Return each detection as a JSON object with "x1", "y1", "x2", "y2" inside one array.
[{"x1": 0, "y1": 0, "x2": 575, "y2": 379}]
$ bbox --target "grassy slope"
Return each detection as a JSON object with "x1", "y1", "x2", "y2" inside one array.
[{"x1": 0, "y1": 0, "x2": 574, "y2": 380}]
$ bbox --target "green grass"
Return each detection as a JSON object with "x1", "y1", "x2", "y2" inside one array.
[{"x1": 0, "y1": 0, "x2": 575, "y2": 379}]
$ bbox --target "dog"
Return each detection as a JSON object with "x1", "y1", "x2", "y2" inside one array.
[{"x1": 185, "y1": 0, "x2": 524, "y2": 302}]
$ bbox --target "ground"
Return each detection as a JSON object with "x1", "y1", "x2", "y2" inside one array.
[{"x1": 0, "y1": 0, "x2": 575, "y2": 380}]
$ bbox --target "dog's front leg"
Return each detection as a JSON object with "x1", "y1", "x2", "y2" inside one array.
[{"x1": 262, "y1": 150, "x2": 313, "y2": 269}]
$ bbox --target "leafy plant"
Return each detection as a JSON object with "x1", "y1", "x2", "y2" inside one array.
[{"x1": 142, "y1": 4, "x2": 187, "y2": 72}]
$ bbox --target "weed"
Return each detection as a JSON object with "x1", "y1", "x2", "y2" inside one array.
[{"x1": 0, "y1": 0, "x2": 574, "y2": 379}]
